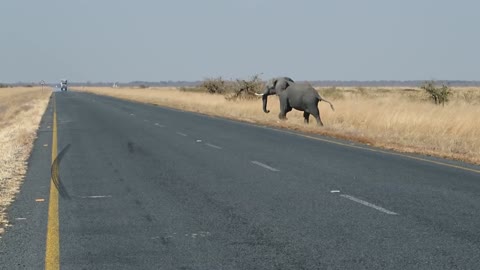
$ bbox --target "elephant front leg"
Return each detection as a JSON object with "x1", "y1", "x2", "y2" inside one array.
[
  {"x1": 303, "y1": 112, "x2": 310, "y2": 124},
  {"x1": 278, "y1": 112, "x2": 287, "y2": 120},
  {"x1": 278, "y1": 97, "x2": 291, "y2": 120}
]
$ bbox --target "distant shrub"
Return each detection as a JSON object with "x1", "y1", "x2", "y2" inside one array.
[
  {"x1": 421, "y1": 80, "x2": 451, "y2": 106},
  {"x1": 178, "y1": 86, "x2": 205, "y2": 92},
  {"x1": 0, "y1": 83, "x2": 9, "y2": 88},
  {"x1": 138, "y1": 84, "x2": 149, "y2": 89},
  {"x1": 197, "y1": 74, "x2": 264, "y2": 100},
  {"x1": 201, "y1": 77, "x2": 230, "y2": 94},
  {"x1": 461, "y1": 91, "x2": 480, "y2": 105},
  {"x1": 357, "y1": 86, "x2": 367, "y2": 96},
  {"x1": 225, "y1": 74, "x2": 264, "y2": 101}
]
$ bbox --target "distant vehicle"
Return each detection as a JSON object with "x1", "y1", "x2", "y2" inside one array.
[{"x1": 60, "y1": 79, "x2": 68, "y2": 91}]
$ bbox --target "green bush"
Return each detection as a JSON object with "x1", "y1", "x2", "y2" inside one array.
[{"x1": 421, "y1": 80, "x2": 451, "y2": 106}]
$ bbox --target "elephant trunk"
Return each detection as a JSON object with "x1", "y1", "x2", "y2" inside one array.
[
  {"x1": 260, "y1": 85, "x2": 272, "y2": 113},
  {"x1": 262, "y1": 94, "x2": 270, "y2": 113}
]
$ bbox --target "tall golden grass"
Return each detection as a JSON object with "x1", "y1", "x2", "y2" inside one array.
[
  {"x1": 0, "y1": 87, "x2": 51, "y2": 234},
  {"x1": 75, "y1": 86, "x2": 480, "y2": 165}
]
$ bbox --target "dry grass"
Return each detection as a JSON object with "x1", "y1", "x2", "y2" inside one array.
[
  {"x1": 0, "y1": 87, "x2": 51, "y2": 234},
  {"x1": 75, "y1": 86, "x2": 480, "y2": 165}
]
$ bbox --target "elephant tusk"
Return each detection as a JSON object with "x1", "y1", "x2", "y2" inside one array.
[{"x1": 254, "y1": 93, "x2": 263, "y2": 96}]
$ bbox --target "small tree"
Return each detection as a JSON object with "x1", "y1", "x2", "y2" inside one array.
[
  {"x1": 421, "y1": 80, "x2": 451, "y2": 106},
  {"x1": 195, "y1": 74, "x2": 265, "y2": 98},
  {"x1": 225, "y1": 74, "x2": 265, "y2": 101},
  {"x1": 201, "y1": 77, "x2": 228, "y2": 94}
]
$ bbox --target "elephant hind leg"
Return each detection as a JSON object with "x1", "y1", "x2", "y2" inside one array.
[
  {"x1": 315, "y1": 116, "x2": 324, "y2": 126},
  {"x1": 303, "y1": 112, "x2": 310, "y2": 124},
  {"x1": 310, "y1": 107, "x2": 324, "y2": 126}
]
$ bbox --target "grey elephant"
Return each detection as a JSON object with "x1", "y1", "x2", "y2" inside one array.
[{"x1": 256, "y1": 77, "x2": 335, "y2": 126}]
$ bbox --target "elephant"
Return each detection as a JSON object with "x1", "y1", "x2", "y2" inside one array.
[{"x1": 256, "y1": 77, "x2": 335, "y2": 126}]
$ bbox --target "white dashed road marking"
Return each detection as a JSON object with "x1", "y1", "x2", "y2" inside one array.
[
  {"x1": 154, "y1": 123, "x2": 165, "y2": 127},
  {"x1": 251, "y1": 161, "x2": 279, "y2": 172},
  {"x1": 176, "y1": 132, "x2": 187, "y2": 137},
  {"x1": 79, "y1": 195, "x2": 113, "y2": 199},
  {"x1": 205, "y1": 143, "x2": 222, "y2": 149},
  {"x1": 340, "y1": 194, "x2": 398, "y2": 215}
]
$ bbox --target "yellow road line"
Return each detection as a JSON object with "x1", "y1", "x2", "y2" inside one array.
[{"x1": 45, "y1": 94, "x2": 59, "y2": 270}]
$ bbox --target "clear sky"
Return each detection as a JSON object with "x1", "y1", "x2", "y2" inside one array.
[{"x1": 1, "y1": 0, "x2": 479, "y2": 83}]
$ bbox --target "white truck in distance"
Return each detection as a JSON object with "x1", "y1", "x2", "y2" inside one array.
[{"x1": 60, "y1": 79, "x2": 68, "y2": 91}]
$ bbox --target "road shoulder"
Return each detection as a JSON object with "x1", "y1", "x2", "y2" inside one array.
[{"x1": 0, "y1": 98, "x2": 54, "y2": 268}]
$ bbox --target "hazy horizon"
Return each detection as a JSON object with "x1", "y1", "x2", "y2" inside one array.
[{"x1": 1, "y1": 0, "x2": 479, "y2": 83}]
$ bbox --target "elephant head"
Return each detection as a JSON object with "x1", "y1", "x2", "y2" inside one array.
[{"x1": 256, "y1": 77, "x2": 294, "y2": 113}]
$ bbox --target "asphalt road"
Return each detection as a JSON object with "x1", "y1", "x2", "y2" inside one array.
[{"x1": 1, "y1": 90, "x2": 480, "y2": 269}]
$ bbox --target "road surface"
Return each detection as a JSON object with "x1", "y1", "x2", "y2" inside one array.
[{"x1": 1, "y1": 90, "x2": 479, "y2": 269}]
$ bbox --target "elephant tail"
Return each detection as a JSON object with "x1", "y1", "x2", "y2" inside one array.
[
  {"x1": 316, "y1": 94, "x2": 335, "y2": 111},
  {"x1": 324, "y1": 99, "x2": 335, "y2": 111}
]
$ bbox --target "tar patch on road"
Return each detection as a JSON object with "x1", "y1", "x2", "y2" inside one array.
[
  {"x1": 50, "y1": 144, "x2": 71, "y2": 200},
  {"x1": 127, "y1": 140, "x2": 150, "y2": 157},
  {"x1": 127, "y1": 141, "x2": 135, "y2": 153}
]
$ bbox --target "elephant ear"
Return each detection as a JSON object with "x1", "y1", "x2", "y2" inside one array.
[
  {"x1": 276, "y1": 77, "x2": 292, "y2": 92},
  {"x1": 271, "y1": 78, "x2": 278, "y2": 89},
  {"x1": 266, "y1": 78, "x2": 278, "y2": 95},
  {"x1": 285, "y1": 78, "x2": 293, "y2": 88}
]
